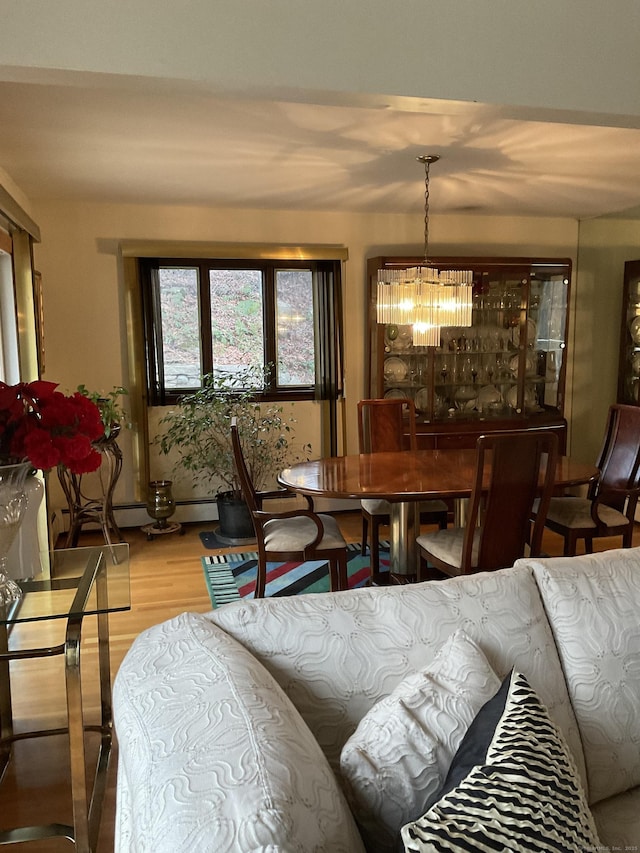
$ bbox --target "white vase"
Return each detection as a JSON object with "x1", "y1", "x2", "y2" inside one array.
[{"x1": 6, "y1": 472, "x2": 44, "y2": 581}]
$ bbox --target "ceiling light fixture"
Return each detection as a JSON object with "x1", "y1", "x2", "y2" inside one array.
[{"x1": 376, "y1": 155, "x2": 473, "y2": 346}]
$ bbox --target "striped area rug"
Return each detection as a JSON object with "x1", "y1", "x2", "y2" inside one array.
[{"x1": 202, "y1": 542, "x2": 389, "y2": 608}]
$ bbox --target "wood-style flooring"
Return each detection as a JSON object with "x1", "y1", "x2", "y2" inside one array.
[{"x1": 0, "y1": 511, "x2": 635, "y2": 852}]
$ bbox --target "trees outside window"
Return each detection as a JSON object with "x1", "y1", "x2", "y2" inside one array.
[{"x1": 140, "y1": 257, "x2": 342, "y2": 406}]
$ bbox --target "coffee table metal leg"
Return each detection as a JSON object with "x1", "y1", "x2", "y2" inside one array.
[
  {"x1": 0, "y1": 624, "x2": 12, "y2": 780},
  {"x1": 65, "y1": 615, "x2": 91, "y2": 853}
]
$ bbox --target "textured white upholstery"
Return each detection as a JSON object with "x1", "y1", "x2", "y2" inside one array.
[
  {"x1": 209, "y1": 564, "x2": 586, "y2": 786},
  {"x1": 523, "y1": 548, "x2": 640, "y2": 804},
  {"x1": 113, "y1": 611, "x2": 365, "y2": 853},
  {"x1": 114, "y1": 549, "x2": 640, "y2": 852},
  {"x1": 340, "y1": 631, "x2": 501, "y2": 853}
]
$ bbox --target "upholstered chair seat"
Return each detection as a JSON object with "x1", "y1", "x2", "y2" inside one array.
[
  {"x1": 263, "y1": 514, "x2": 347, "y2": 552},
  {"x1": 416, "y1": 526, "x2": 481, "y2": 571},
  {"x1": 535, "y1": 496, "x2": 628, "y2": 530}
]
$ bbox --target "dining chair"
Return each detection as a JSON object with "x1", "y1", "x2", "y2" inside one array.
[
  {"x1": 357, "y1": 398, "x2": 448, "y2": 580},
  {"x1": 231, "y1": 419, "x2": 349, "y2": 597},
  {"x1": 531, "y1": 403, "x2": 640, "y2": 556},
  {"x1": 417, "y1": 429, "x2": 559, "y2": 578}
]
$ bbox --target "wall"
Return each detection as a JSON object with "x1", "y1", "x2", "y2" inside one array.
[
  {"x1": 1, "y1": 1, "x2": 639, "y2": 121},
  {"x1": 31, "y1": 198, "x2": 580, "y2": 524},
  {"x1": 572, "y1": 217, "x2": 640, "y2": 463}
]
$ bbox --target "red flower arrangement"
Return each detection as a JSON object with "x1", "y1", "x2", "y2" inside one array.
[{"x1": 0, "y1": 380, "x2": 104, "y2": 474}]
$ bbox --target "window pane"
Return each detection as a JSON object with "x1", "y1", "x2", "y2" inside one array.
[
  {"x1": 158, "y1": 267, "x2": 201, "y2": 388},
  {"x1": 276, "y1": 269, "x2": 315, "y2": 386},
  {"x1": 209, "y1": 269, "x2": 264, "y2": 377}
]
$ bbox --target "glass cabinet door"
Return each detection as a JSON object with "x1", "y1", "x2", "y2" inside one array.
[{"x1": 370, "y1": 257, "x2": 571, "y2": 425}]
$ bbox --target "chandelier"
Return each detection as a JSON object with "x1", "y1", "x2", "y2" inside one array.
[{"x1": 376, "y1": 155, "x2": 473, "y2": 347}]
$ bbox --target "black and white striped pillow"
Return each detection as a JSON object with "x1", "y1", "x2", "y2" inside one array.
[{"x1": 401, "y1": 670, "x2": 601, "y2": 853}]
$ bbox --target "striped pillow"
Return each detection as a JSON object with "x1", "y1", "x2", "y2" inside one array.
[{"x1": 401, "y1": 670, "x2": 601, "y2": 853}]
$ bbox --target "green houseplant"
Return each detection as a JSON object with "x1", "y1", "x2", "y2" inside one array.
[
  {"x1": 156, "y1": 365, "x2": 311, "y2": 539},
  {"x1": 77, "y1": 385, "x2": 129, "y2": 440}
]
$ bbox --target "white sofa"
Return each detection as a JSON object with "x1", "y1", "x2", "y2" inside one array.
[{"x1": 113, "y1": 546, "x2": 640, "y2": 852}]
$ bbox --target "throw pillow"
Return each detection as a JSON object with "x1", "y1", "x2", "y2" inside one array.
[
  {"x1": 401, "y1": 670, "x2": 601, "y2": 853},
  {"x1": 339, "y1": 630, "x2": 502, "y2": 853}
]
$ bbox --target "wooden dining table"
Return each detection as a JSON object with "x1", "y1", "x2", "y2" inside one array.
[{"x1": 278, "y1": 448, "x2": 599, "y2": 578}]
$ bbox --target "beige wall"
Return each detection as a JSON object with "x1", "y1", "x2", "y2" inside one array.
[
  {"x1": 31, "y1": 197, "x2": 581, "y2": 518},
  {"x1": 572, "y1": 217, "x2": 640, "y2": 463},
  {"x1": 1, "y1": 1, "x2": 639, "y2": 121}
]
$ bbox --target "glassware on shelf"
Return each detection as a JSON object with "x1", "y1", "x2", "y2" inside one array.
[
  {"x1": 454, "y1": 386, "x2": 478, "y2": 411},
  {"x1": 0, "y1": 462, "x2": 30, "y2": 606}
]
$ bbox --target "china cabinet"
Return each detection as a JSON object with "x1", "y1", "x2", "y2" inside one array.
[
  {"x1": 617, "y1": 259, "x2": 640, "y2": 406},
  {"x1": 367, "y1": 256, "x2": 571, "y2": 450}
]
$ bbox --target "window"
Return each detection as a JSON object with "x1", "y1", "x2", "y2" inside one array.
[
  {"x1": 140, "y1": 257, "x2": 343, "y2": 405},
  {"x1": 0, "y1": 236, "x2": 20, "y2": 384}
]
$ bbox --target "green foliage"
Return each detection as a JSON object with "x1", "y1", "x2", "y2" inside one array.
[
  {"x1": 155, "y1": 365, "x2": 311, "y2": 496},
  {"x1": 77, "y1": 385, "x2": 129, "y2": 438}
]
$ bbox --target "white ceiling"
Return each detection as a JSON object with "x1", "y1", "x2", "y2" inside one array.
[{"x1": 2, "y1": 76, "x2": 640, "y2": 220}]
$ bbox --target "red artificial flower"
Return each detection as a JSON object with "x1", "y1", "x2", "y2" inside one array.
[{"x1": 0, "y1": 381, "x2": 105, "y2": 474}]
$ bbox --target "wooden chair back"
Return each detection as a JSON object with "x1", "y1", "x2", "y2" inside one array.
[
  {"x1": 357, "y1": 398, "x2": 417, "y2": 453},
  {"x1": 591, "y1": 403, "x2": 640, "y2": 515},
  {"x1": 231, "y1": 419, "x2": 259, "y2": 516},
  {"x1": 463, "y1": 429, "x2": 559, "y2": 572}
]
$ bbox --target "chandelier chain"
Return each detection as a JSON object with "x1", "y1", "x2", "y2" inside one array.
[{"x1": 423, "y1": 158, "x2": 431, "y2": 264}]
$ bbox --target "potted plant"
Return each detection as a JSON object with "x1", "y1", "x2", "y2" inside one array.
[
  {"x1": 76, "y1": 385, "x2": 129, "y2": 441},
  {"x1": 156, "y1": 365, "x2": 311, "y2": 540}
]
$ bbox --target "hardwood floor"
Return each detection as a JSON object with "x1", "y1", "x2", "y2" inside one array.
[{"x1": 0, "y1": 511, "x2": 636, "y2": 851}]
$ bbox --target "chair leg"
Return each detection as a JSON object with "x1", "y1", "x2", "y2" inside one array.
[
  {"x1": 584, "y1": 536, "x2": 594, "y2": 554},
  {"x1": 369, "y1": 519, "x2": 381, "y2": 581},
  {"x1": 255, "y1": 558, "x2": 267, "y2": 598},
  {"x1": 361, "y1": 517, "x2": 369, "y2": 557},
  {"x1": 564, "y1": 532, "x2": 578, "y2": 557},
  {"x1": 329, "y1": 555, "x2": 348, "y2": 591}
]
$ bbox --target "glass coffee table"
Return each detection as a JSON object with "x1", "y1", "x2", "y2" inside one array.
[{"x1": 0, "y1": 543, "x2": 130, "y2": 852}]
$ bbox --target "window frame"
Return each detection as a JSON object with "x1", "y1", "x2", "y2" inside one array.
[{"x1": 139, "y1": 255, "x2": 343, "y2": 406}]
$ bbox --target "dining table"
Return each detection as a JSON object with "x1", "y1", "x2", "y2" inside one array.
[{"x1": 278, "y1": 448, "x2": 599, "y2": 579}]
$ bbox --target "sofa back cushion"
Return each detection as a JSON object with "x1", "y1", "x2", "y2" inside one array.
[
  {"x1": 114, "y1": 611, "x2": 366, "y2": 853},
  {"x1": 523, "y1": 547, "x2": 640, "y2": 804},
  {"x1": 209, "y1": 563, "x2": 587, "y2": 790}
]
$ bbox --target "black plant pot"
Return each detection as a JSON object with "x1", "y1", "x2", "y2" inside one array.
[{"x1": 216, "y1": 491, "x2": 256, "y2": 544}]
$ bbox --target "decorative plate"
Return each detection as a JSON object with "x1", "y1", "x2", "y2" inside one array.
[
  {"x1": 384, "y1": 357, "x2": 408, "y2": 382},
  {"x1": 415, "y1": 387, "x2": 430, "y2": 413},
  {"x1": 384, "y1": 388, "x2": 408, "y2": 400}
]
